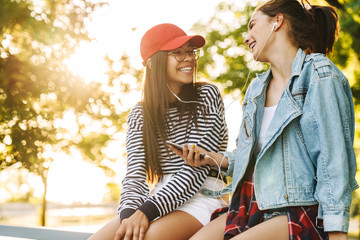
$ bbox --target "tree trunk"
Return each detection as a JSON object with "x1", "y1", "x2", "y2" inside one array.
[{"x1": 40, "y1": 174, "x2": 48, "y2": 226}]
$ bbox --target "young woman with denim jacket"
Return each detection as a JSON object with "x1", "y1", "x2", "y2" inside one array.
[{"x1": 170, "y1": 0, "x2": 358, "y2": 239}]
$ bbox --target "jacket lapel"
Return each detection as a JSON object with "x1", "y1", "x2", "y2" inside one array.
[{"x1": 256, "y1": 49, "x2": 306, "y2": 159}]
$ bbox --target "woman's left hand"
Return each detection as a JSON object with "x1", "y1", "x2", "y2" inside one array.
[
  {"x1": 114, "y1": 210, "x2": 149, "y2": 240},
  {"x1": 328, "y1": 231, "x2": 348, "y2": 240}
]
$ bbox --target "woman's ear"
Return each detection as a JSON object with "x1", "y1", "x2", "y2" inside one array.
[
  {"x1": 146, "y1": 58, "x2": 152, "y2": 69},
  {"x1": 273, "y1": 13, "x2": 285, "y2": 31}
]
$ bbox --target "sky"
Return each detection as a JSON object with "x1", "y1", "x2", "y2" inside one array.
[{"x1": 65, "y1": 0, "x2": 246, "y2": 83}]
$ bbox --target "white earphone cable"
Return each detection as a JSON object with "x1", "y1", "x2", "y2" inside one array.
[{"x1": 170, "y1": 23, "x2": 276, "y2": 199}]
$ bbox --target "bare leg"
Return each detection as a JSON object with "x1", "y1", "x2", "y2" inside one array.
[
  {"x1": 88, "y1": 210, "x2": 203, "y2": 240},
  {"x1": 190, "y1": 212, "x2": 227, "y2": 240},
  {"x1": 144, "y1": 210, "x2": 203, "y2": 240},
  {"x1": 87, "y1": 217, "x2": 120, "y2": 240},
  {"x1": 231, "y1": 215, "x2": 289, "y2": 240}
]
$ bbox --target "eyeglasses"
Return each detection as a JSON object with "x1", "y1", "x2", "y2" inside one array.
[{"x1": 167, "y1": 47, "x2": 200, "y2": 62}]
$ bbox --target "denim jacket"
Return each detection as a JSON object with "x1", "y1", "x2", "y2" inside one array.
[{"x1": 224, "y1": 49, "x2": 358, "y2": 232}]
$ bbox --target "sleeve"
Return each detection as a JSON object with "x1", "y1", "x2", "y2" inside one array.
[
  {"x1": 193, "y1": 84, "x2": 229, "y2": 153},
  {"x1": 302, "y1": 66, "x2": 357, "y2": 232},
  {"x1": 138, "y1": 84, "x2": 229, "y2": 222},
  {"x1": 117, "y1": 104, "x2": 150, "y2": 221},
  {"x1": 223, "y1": 150, "x2": 236, "y2": 177}
]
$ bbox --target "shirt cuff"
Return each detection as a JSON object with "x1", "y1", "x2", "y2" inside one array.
[
  {"x1": 323, "y1": 214, "x2": 349, "y2": 233},
  {"x1": 138, "y1": 200, "x2": 160, "y2": 223},
  {"x1": 221, "y1": 151, "x2": 235, "y2": 176},
  {"x1": 119, "y1": 208, "x2": 136, "y2": 221}
]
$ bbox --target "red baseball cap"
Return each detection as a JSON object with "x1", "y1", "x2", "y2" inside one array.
[{"x1": 140, "y1": 23, "x2": 206, "y2": 66}]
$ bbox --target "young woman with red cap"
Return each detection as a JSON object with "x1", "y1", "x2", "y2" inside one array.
[
  {"x1": 170, "y1": 0, "x2": 357, "y2": 240},
  {"x1": 88, "y1": 23, "x2": 228, "y2": 240}
]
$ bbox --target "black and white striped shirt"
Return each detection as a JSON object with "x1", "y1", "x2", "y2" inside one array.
[{"x1": 117, "y1": 84, "x2": 228, "y2": 222}]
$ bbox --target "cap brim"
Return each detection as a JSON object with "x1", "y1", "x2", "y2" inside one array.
[{"x1": 160, "y1": 35, "x2": 205, "y2": 51}]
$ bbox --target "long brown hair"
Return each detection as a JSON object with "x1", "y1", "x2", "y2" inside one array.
[
  {"x1": 257, "y1": 0, "x2": 339, "y2": 55},
  {"x1": 142, "y1": 51, "x2": 202, "y2": 183}
]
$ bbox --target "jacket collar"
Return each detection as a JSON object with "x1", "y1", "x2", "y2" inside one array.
[
  {"x1": 251, "y1": 48, "x2": 306, "y2": 100},
  {"x1": 290, "y1": 48, "x2": 306, "y2": 80}
]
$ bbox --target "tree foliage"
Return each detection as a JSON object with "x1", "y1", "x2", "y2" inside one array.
[{"x1": 0, "y1": 0, "x2": 142, "y2": 225}]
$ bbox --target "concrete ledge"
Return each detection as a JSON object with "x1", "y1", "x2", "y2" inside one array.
[{"x1": 0, "y1": 224, "x2": 92, "y2": 240}]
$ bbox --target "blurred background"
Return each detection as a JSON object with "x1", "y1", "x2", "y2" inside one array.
[{"x1": 1, "y1": 0, "x2": 360, "y2": 238}]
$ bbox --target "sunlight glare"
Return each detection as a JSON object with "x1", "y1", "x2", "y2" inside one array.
[
  {"x1": 64, "y1": 41, "x2": 108, "y2": 84},
  {"x1": 47, "y1": 148, "x2": 107, "y2": 204}
]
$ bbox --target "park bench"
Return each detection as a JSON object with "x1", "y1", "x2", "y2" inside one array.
[{"x1": 0, "y1": 224, "x2": 92, "y2": 240}]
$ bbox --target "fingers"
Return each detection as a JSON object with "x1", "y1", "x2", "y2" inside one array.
[
  {"x1": 187, "y1": 144, "x2": 196, "y2": 165},
  {"x1": 130, "y1": 227, "x2": 139, "y2": 240},
  {"x1": 168, "y1": 143, "x2": 209, "y2": 167},
  {"x1": 113, "y1": 214, "x2": 148, "y2": 240},
  {"x1": 168, "y1": 145, "x2": 183, "y2": 157},
  {"x1": 187, "y1": 144, "x2": 204, "y2": 167},
  {"x1": 115, "y1": 225, "x2": 145, "y2": 240},
  {"x1": 138, "y1": 228, "x2": 145, "y2": 240},
  {"x1": 123, "y1": 231, "x2": 132, "y2": 240},
  {"x1": 194, "y1": 149, "x2": 201, "y2": 167},
  {"x1": 114, "y1": 226, "x2": 125, "y2": 240},
  {"x1": 183, "y1": 145, "x2": 189, "y2": 161}
]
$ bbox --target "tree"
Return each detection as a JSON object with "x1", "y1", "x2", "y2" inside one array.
[{"x1": 0, "y1": 0, "x2": 142, "y2": 226}]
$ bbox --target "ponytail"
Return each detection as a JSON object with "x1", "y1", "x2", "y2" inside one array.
[
  {"x1": 257, "y1": 0, "x2": 339, "y2": 55},
  {"x1": 310, "y1": 6, "x2": 339, "y2": 55}
]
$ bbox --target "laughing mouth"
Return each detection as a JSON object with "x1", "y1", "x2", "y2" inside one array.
[
  {"x1": 178, "y1": 66, "x2": 193, "y2": 72},
  {"x1": 249, "y1": 41, "x2": 256, "y2": 50}
]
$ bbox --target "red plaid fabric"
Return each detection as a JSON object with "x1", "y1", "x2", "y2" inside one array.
[
  {"x1": 211, "y1": 163, "x2": 328, "y2": 240},
  {"x1": 287, "y1": 205, "x2": 327, "y2": 240}
]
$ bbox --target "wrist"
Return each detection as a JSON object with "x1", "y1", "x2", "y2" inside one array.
[{"x1": 219, "y1": 154, "x2": 228, "y2": 168}]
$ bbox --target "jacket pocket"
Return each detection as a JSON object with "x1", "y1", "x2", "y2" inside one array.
[{"x1": 240, "y1": 111, "x2": 253, "y2": 143}]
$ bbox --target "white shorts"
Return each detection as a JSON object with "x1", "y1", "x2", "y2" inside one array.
[{"x1": 150, "y1": 174, "x2": 228, "y2": 226}]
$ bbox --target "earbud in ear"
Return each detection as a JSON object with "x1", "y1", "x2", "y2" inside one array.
[{"x1": 272, "y1": 22, "x2": 278, "y2": 31}]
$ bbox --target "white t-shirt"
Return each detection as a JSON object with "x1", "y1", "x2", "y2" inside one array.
[{"x1": 254, "y1": 105, "x2": 277, "y2": 155}]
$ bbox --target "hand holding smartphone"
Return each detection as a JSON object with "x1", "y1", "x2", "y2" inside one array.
[{"x1": 166, "y1": 141, "x2": 205, "y2": 159}]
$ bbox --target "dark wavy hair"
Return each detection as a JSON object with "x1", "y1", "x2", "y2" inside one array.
[{"x1": 257, "y1": 0, "x2": 339, "y2": 55}]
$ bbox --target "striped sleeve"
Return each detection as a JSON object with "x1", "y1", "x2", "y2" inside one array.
[
  {"x1": 194, "y1": 84, "x2": 228, "y2": 153},
  {"x1": 139, "y1": 84, "x2": 228, "y2": 222},
  {"x1": 117, "y1": 103, "x2": 149, "y2": 220}
]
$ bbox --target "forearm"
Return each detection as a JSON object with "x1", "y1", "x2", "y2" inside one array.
[
  {"x1": 328, "y1": 231, "x2": 348, "y2": 240},
  {"x1": 206, "y1": 152, "x2": 229, "y2": 169}
]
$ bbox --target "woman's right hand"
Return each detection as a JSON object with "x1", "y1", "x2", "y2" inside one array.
[
  {"x1": 114, "y1": 210, "x2": 149, "y2": 240},
  {"x1": 168, "y1": 144, "x2": 228, "y2": 169}
]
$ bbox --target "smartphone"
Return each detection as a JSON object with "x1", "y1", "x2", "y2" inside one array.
[{"x1": 166, "y1": 140, "x2": 205, "y2": 159}]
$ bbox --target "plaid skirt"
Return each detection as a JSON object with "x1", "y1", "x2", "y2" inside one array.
[{"x1": 211, "y1": 164, "x2": 328, "y2": 240}]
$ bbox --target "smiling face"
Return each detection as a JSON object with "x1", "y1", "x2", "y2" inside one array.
[
  {"x1": 243, "y1": 11, "x2": 274, "y2": 61},
  {"x1": 166, "y1": 42, "x2": 196, "y2": 94}
]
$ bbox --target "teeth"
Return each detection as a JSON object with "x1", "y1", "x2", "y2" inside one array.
[
  {"x1": 179, "y1": 67, "x2": 192, "y2": 72},
  {"x1": 250, "y1": 42, "x2": 256, "y2": 49}
]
